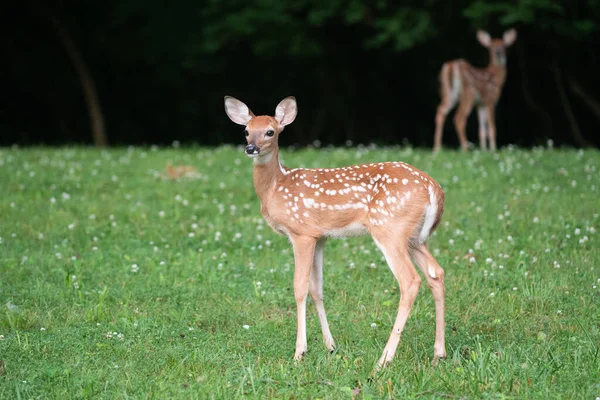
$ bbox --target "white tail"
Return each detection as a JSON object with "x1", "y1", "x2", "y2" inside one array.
[
  {"x1": 434, "y1": 28, "x2": 517, "y2": 152},
  {"x1": 225, "y1": 96, "x2": 447, "y2": 368}
]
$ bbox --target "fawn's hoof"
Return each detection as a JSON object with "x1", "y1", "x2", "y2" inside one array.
[{"x1": 293, "y1": 350, "x2": 306, "y2": 361}]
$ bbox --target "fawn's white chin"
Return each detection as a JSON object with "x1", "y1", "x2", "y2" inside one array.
[
  {"x1": 252, "y1": 152, "x2": 274, "y2": 164},
  {"x1": 246, "y1": 153, "x2": 259, "y2": 159}
]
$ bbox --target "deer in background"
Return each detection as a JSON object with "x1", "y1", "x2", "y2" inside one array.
[
  {"x1": 433, "y1": 29, "x2": 517, "y2": 152},
  {"x1": 225, "y1": 96, "x2": 446, "y2": 368}
]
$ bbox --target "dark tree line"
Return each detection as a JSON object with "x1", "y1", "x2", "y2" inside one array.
[{"x1": 1, "y1": 0, "x2": 599, "y2": 148}]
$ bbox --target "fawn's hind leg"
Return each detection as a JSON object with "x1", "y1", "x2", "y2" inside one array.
[{"x1": 411, "y1": 244, "x2": 446, "y2": 363}]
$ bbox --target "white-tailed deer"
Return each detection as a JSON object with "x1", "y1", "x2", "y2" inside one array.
[
  {"x1": 433, "y1": 29, "x2": 517, "y2": 152},
  {"x1": 225, "y1": 96, "x2": 446, "y2": 367}
]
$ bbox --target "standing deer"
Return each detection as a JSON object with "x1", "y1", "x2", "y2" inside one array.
[
  {"x1": 225, "y1": 96, "x2": 446, "y2": 367},
  {"x1": 433, "y1": 29, "x2": 517, "y2": 152}
]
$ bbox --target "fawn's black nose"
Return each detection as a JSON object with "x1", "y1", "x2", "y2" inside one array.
[{"x1": 245, "y1": 144, "x2": 259, "y2": 155}]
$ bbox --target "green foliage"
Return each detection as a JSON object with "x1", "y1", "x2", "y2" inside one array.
[
  {"x1": 1, "y1": 146, "x2": 599, "y2": 398},
  {"x1": 464, "y1": 0, "x2": 597, "y2": 39},
  {"x1": 366, "y1": 7, "x2": 433, "y2": 51}
]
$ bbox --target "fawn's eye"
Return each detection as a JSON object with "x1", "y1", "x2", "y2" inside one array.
[
  {"x1": 244, "y1": 130, "x2": 249, "y2": 137},
  {"x1": 266, "y1": 130, "x2": 275, "y2": 137}
]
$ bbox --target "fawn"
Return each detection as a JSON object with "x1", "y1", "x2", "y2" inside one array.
[
  {"x1": 433, "y1": 29, "x2": 517, "y2": 152},
  {"x1": 225, "y1": 96, "x2": 446, "y2": 367}
]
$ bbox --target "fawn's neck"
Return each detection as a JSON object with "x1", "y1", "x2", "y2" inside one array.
[
  {"x1": 252, "y1": 148, "x2": 285, "y2": 205},
  {"x1": 484, "y1": 63, "x2": 507, "y2": 85}
]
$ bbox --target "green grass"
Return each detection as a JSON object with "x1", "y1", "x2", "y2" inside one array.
[{"x1": 0, "y1": 145, "x2": 599, "y2": 399}]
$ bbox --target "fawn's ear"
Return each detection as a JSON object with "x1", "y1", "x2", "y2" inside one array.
[
  {"x1": 275, "y1": 96, "x2": 297, "y2": 127},
  {"x1": 476, "y1": 30, "x2": 491, "y2": 48},
  {"x1": 224, "y1": 96, "x2": 255, "y2": 125},
  {"x1": 503, "y1": 29, "x2": 517, "y2": 47}
]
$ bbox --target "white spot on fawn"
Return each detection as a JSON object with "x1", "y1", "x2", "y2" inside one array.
[
  {"x1": 428, "y1": 265, "x2": 437, "y2": 279},
  {"x1": 419, "y1": 185, "x2": 438, "y2": 244}
]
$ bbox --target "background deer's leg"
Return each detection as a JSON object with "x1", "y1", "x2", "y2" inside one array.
[
  {"x1": 477, "y1": 105, "x2": 489, "y2": 150},
  {"x1": 308, "y1": 238, "x2": 335, "y2": 352},
  {"x1": 433, "y1": 64, "x2": 456, "y2": 153},
  {"x1": 454, "y1": 94, "x2": 474, "y2": 152},
  {"x1": 411, "y1": 244, "x2": 446, "y2": 364},
  {"x1": 487, "y1": 106, "x2": 497, "y2": 151},
  {"x1": 373, "y1": 234, "x2": 421, "y2": 367},
  {"x1": 290, "y1": 235, "x2": 317, "y2": 360},
  {"x1": 434, "y1": 104, "x2": 451, "y2": 153}
]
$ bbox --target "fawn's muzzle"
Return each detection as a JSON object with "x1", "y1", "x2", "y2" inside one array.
[{"x1": 245, "y1": 144, "x2": 259, "y2": 156}]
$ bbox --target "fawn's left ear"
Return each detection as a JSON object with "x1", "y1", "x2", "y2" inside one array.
[
  {"x1": 503, "y1": 29, "x2": 517, "y2": 47},
  {"x1": 275, "y1": 96, "x2": 297, "y2": 127},
  {"x1": 224, "y1": 96, "x2": 255, "y2": 126},
  {"x1": 476, "y1": 30, "x2": 491, "y2": 48}
]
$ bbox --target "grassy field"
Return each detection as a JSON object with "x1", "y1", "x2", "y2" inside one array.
[{"x1": 0, "y1": 145, "x2": 599, "y2": 399}]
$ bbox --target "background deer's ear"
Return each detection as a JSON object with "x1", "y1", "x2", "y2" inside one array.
[
  {"x1": 476, "y1": 30, "x2": 491, "y2": 48},
  {"x1": 275, "y1": 96, "x2": 297, "y2": 127},
  {"x1": 503, "y1": 29, "x2": 517, "y2": 47},
  {"x1": 224, "y1": 96, "x2": 255, "y2": 125}
]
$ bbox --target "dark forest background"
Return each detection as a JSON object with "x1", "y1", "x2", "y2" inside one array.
[{"x1": 1, "y1": 0, "x2": 599, "y2": 149}]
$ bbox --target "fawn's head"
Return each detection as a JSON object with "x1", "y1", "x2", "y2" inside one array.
[
  {"x1": 477, "y1": 29, "x2": 517, "y2": 66},
  {"x1": 224, "y1": 96, "x2": 297, "y2": 162}
]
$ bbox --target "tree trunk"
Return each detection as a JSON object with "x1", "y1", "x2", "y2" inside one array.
[
  {"x1": 33, "y1": 2, "x2": 108, "y2": 147},
  {"x1": 516, "y1": 41, "x2": 553, "y2": 140},
  {"x1": 569, "y1": 78, "x2": 600, "y2": 122},
  {"x1": 551, "y1": 61, "x2": 592, "y2": 148}
]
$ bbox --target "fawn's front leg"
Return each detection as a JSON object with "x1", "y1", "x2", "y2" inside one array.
[
  {"x1": 309, "y1": 238, "x2": 336, "y2": 352},
  {"x1": 290, "y1": 234, "x2": 317, "y2": 361}
]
